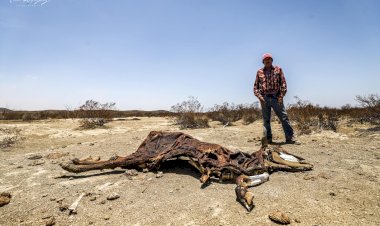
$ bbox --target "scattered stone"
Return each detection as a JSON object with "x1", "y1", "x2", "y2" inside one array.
[
  {"x1": 89, "y1": 143, "x2": 95, "y2": 146},
  {"x1": 45, "y1": 217, "x2": 56, "y2": 226},
  {"x1": 50, "y1": 198, "x2": 56, "y2": 201},
  {"x1": 107, "y1": 193, "x2": 120, "y2": 201},
  {"x1": 0, "y1": 192, "x2": 11, "y2": 207},
  {"x1": 156, "y1": 171, "x2": 163, "y2": 178},
  {"x1": 125, "y1": 169, "x2": 138, "y2": 178},
  {"x1": 269, "y1": 210, "x2": 291, "y2": 225},
  {"x1": 27, "y1": 153, "x2": 43, "y2": 160},
  {"x1": 294, "y1": 218, "x2": 301, "y2": 223},
  {"x1": 69, "y1": 177, "x2": 74, "y2": 180},
  {"x1": 104, "y1": 216, "x2": 110, "y2": 220},
  {"x1": 142, "y1": 168, "x2": 149, "y2": 173},
  {"x1": 109, "y1": 154, "x2": 118, "y2": 160},
  {"x1": 59, "y1": 204, "x2": 69, "y2": 212},
  {"x1": 42, "y1": 194, "x2": 48, "y2": 197},
  {"x1": 16, "y1": 165, "x2": 23, "y2": 169},
  {"x1": 100, "y1": 200, "x2": 106, "y2": 204},
  {"x1": 329, "y1": 192, "x2": 336, "y2": 196},
  {"x1": 90, "y1": 196, "x2": 96, "y2": 201}
]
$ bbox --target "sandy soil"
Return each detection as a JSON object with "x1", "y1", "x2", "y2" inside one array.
[{"x1": 0, "y1": 117, "x2": 379, "y2": 226}]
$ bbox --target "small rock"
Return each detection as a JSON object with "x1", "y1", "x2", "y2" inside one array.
[
  {"x1": 142, "y1": 168, "x2": 149, "y2": 173},
  {"x1": 294, "y1": 218, "x2": 301, "y2": 223},
  {"x1": 90, "y1": 197, "x2": 96, "y2": 201},
  {"x1": 59, "y1": 204, "x2": 68, "y2": 212},
  {"x1": 42, "y1": 194, "x2": 48, "y2": 197},
  {"x1": 69, "y1": 177, "x2": 74, "y2": 180},
  {"x1": 89, "y1": 143, "x2": 95, "y2": 146},
  {"x1": 156, "y1": 171, "x2": 163, "y2": 178},
  {"x1": 27, "y1": 153, "x2": 43, "y2": 160},
  {"x1": 100, "y1": 200, "x2": 106, "y2": 204},
  {"x1": 269, "y1": 210, "x2": 291, "y2": 225},
  {"x1": 329, "y1": 192, "x2": 336, "y2": 196},
  {"x1": 50, "y1": 198, "x2": 56, "y2": 201},
  {"x1": 45, "y1": 217, "x2": 56, "y2": 226},
  {"x1": 104, "y1": 216, "x2": 110, "y2": 220},
  {"x1": 107, "y1": 193, "x2": 120, "y2": 201},
  {"x1": 16, "y1": 165, "x2": 23, "y2": 169},
  {"x1": 125, "y1": 169, "x2": 138, "y2": 178},
  {"x1": 0, "y1": 192, "x2": 12, "y2": 207}
]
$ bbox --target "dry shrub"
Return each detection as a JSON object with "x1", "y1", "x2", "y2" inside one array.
[
  {"x1": 171, "y1": 96, "x2": 209, "y2": 129},
  {"x1": 208, "y1": 102, "x2": 261, "y2": 126},
  {"x1": 0, "y1": 128, "x2": 23, "y2": 149},
  {"x1": 354, "y1": 94, "x2": 380, "y2": 124},
  {"x1": 287, "y1": 97, "x2": 339, "y2": 134},
  {"x1": 77, "y1": 100, "x2": 116, "y2": 129}
]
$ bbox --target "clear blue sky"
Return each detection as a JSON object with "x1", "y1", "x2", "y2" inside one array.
[{"x1": 1, "y1": 0, "x2": 379, "y2": 110}]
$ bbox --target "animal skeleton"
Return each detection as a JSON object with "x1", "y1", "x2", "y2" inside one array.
[{"x1": 60, "y1": 131, "x2": 312, "y2": 211}]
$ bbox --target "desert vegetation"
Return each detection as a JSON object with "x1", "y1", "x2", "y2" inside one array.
[
  {"x1": 1, "y1": 94, "x2": 379, "y2": 134},
  {"x1": 0, "y1": 128, "x2": 23, "y2": 149},
  {"x1": 170, "y1": 96, "x2": 209, "y2": 129}
]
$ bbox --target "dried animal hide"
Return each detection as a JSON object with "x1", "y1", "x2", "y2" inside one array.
[{"x1": 61, "y1": 131, "x2": 312, "y2": 211}]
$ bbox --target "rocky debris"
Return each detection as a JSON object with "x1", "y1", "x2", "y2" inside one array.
[
  {"x1": 106, "y1": 193, "x2": 120, "y2": 201},
  {"x1": 90, "y1": 196, "x2": 97, "y2": 201},
  {"x1": 103, "y1": 216, "x2": 110, "y2": 220},
  {"x1": 124, "y1": 169, "x2": 138, "y2": 179},
  {"x1": 27, "y1": 153, "x2": 43, "y2": 160},
  {"x1": 269, "y1": 210, "x2": 291, "y2": 225},
  {"x1": 329, "y1": 192, "x2": 336, "y2": 196},
  {"x1": 100, "y1": 200, "x2": 106, "y2": 204},
  {"x1": 58, "y1": 204, "x2": 69, "y2": 212},
  {"x1": 45, "y1": 217, "x2": 56, "y2": 226},
  {"x1": 0, "y1": 192, "x2": 11, "y2": 207},
  {"x1": 156, "y1": 171, "x2": 163, "y2": 178},
  {"x1": 142, "y1": 168, "x2": 149, "y2": 173}
]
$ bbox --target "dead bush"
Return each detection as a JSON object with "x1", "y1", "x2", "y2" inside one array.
[
  {"x1": 354, "y1": 94, "x2": 380, "y2": 124},
  {"x1": 171, "y1": 96, "x2": 209, "y2": 129},
  {"x1": 287, "y1": 97, "x2": 339, "y2": 134},
  {"x1": 208, "y1": 102, "x2": 261, "y2": 126},
  {"x1": 77, "y1": 100, "x2": 116, "y2": 129},
  {"x1": 0, "y1": 128, "x2": 23, "y2": 149}
]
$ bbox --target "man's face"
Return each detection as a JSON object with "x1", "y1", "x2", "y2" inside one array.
[{"x1": 263, "y1": 58, "x2": 273, "y2": 67}]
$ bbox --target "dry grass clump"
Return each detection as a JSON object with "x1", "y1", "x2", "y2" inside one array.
[
  {"x1": 171, "y1": 97, "x2": 209, "y2": 129},
  {"x1": 76, "y1": 100, "x2": 116, "y2": 129},
  {"x1": 0, "y1": 128, "x2": 23, "y2": 149}
]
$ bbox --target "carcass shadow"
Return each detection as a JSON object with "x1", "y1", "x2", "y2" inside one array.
[{"x1": 56, "y1": 170, "x2": 126, "y2": 179}]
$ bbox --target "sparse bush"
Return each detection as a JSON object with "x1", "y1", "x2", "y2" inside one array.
[
  {"x1": 354, "y1": 94, "x2": 380, "y2": 124},
  {"x1": 77, "y1": 100, "x2": 116, "y2": 129},
  {"x1": 208, "y1": 102, "x2": 261, "y2": 126},
  {"x1": 171, "y1": 96, "x2": 209, "y2": 129},
  {"x1": 0, "y1": 128, "x2": 23, "y2": 149},
  {"x1": 287, "y1": 97, "x2": 338, "y2": 134}
]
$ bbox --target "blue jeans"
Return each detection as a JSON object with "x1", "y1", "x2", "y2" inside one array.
[{"x1": 261, "y1": 96, "x2": 294, "y2": 140}]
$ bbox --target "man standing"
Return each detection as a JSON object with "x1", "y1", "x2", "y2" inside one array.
[{"x1": 254, "y1": 53, "x2": 299, "y2": 144}]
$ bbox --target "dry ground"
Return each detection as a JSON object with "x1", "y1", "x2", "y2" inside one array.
[{"x1": 0, "y1": 117, "x2": 379, "y2": 226}]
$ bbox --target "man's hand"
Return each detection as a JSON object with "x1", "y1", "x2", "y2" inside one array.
[
  {"x1": 259, "y1": 97, "x2": 265, "y2": 105},
  {"x1": 277, "y1": 97, "x2": 283, "y2": 105}
]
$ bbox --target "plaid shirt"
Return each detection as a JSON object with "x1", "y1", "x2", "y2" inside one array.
[{"x1": 253, "y1": 65, "x2": 287, "y2": 99}]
